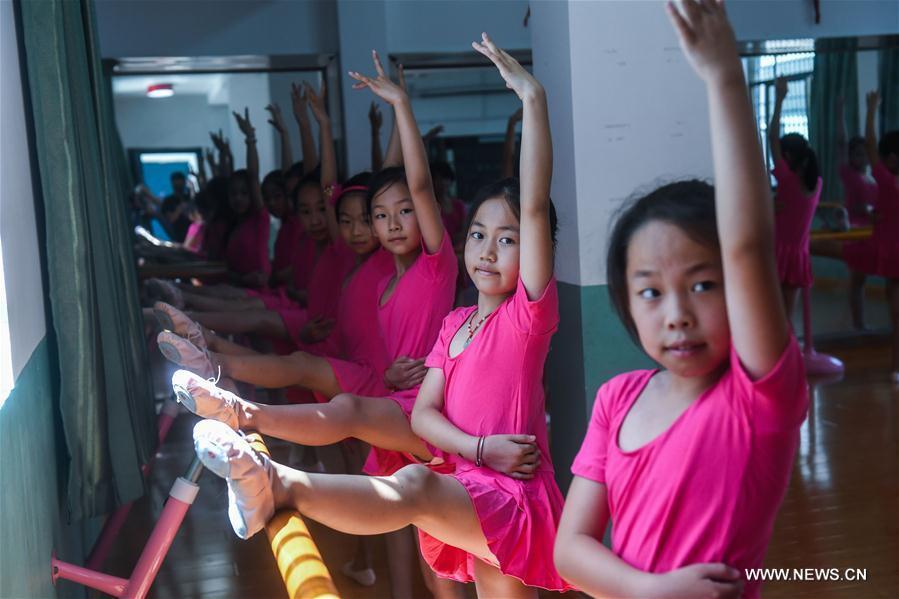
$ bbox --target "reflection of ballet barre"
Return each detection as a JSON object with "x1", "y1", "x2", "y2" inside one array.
[
  {"x1": 810, "y1": 227, "x2": 873, "y2": 242},
  {"x1": 138, "y1": 261, "x2": 228, "y2": 281},
  {"x1": 246, "y1": 433, "x2": 340, "y2": 599}
]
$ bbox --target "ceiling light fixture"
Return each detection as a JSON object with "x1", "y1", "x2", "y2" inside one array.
[{"x1": 146, "y1": 83, "x2": 174, "y2": 98}]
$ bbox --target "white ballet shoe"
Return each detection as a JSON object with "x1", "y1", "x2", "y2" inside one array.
[
  {"x1": 341, "y1": 561, "x2": 377, "y2": 587},
  {"x1": 193, "y1": 419, "x2": 275, "y2": 539},
  {"x1": 153, "y1": 301, "x2": 206, "y2": 350},
  {"x1": 171, "y1": 369, "x2": 245, "y2": 430}
]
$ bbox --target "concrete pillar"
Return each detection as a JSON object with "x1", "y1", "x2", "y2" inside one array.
[{"x1": 530, "y1": 0, "x2": 713, "y2": 489}]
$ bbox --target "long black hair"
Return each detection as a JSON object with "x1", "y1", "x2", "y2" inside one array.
[
  {"x1": 465, "y1": 177, "x2": 559, "y2": 249},
  {"x1": 780, "y1": 133, "x2": 820, "y2": 191},
  {"x1": 606, "y1": 180, "x2": 719, "y2": 342}
]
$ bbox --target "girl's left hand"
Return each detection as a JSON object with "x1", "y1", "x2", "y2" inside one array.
[
  {"x1": 472, "y1": 32, "x2": 542, "y2": 101},
  {"x1": 349, "y1": 50, "x2": 408, "y2": 106},
  {"x1": 299, "y1": 316, "x2": 335, "y2": 344}
]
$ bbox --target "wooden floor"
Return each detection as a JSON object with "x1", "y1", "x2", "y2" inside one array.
[{"x1": 105, "y1": 336, "x2": 898, "y2": 598}]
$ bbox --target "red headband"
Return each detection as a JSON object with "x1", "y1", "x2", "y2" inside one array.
[{"x1": 331, "y1": 184, "x2": 369, "y2": 207}]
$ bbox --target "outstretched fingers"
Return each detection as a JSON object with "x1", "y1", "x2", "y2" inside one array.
[{"x1": 666, "y1": 1, "x2": 696, "y2": 45}]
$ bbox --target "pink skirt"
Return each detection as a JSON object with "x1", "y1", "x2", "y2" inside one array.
[
  {"x1": 419, "y1": 467, "x2": 573, "y2": 591},
  {"x1": 326, "y1": 356, "x2": 389, "y2": 398},
  {"x1": 776, "y1": 242, "x2": 813, "y2": 288},
  {"x1": 362, "y1": 389, "x2": 446, "y2": 476}
]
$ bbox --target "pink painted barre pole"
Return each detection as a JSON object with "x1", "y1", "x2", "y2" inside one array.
[
  {"x1": 54, "y1": 465, "x2": 201, "y2": 599},
  {"x1": 86, "y1": 399, "x2": 181, "y2": 571},
  {"x1": 52, "y1": 556, "x2": 128, "y2": 597},
  {"x1": 120, "y1": 476, "x2": 200, "y2": 599},
  {"x1": 801, "y1": 287, "x2": 844, "y2": 376}
]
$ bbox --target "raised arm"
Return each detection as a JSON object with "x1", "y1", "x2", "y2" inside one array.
[
  {"x1": 474, "y1": 33, "x2": 554, "y2": 298},
  {"x1": 669, "y1": 0, "x2": 788, "y2": 377},
  {"x1": 768, "y1": 76, "x2": 787, "y2": 164},
  {"x1": 369, "y1": 101, "x2": 384, "y2": 171},
  {"x1": 266, "y1": 103, "x2": 294, "y2": 172},
  {"x1": 350, "y1": 51, "x2": 444, "y2": 252},
  {"x1": 382, "y1": 64, "x2": 405, "y2": 168},
  {"x1": 291, "y1": 82, "x2": 319, "y2": 174},
  {"x1": 305, "y1": 80, "x2": 340, "y2": 244},
  {"x1": 501, "y1": 107, "x2": 523, "y2": 178},
  {"x1": 233, "y1": 108, "x2": 264, "y2": 212},
  {"x1": 864, "y1": 90, "x2": 880, "y2": 167}
]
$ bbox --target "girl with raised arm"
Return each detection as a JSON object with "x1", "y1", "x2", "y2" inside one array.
[
  {"x1": 180, "y1": 38, "x2": 569, "y2": 598},
  {"x1": 554, "y1": 3, "x2": 807, "y2": 598},
  {"x1": 768, "y1": 76, "x2": 822, "y2": 318}
]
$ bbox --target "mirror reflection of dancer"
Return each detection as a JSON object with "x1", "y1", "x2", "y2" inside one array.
[{"x1": 184, "y1": 36, "x2": 570, "y2": 598}]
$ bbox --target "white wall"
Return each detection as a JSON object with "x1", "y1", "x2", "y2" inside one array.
[
  {"x1": 532, "y1": 0, "x2": 713, "y2": 286},
  {"x1": 1, "y1": 0, "x2": 46, "y2": 386},
  {"x1": 730, "y1": 0, "x2": 899, "y2": 41},
  {"x1": 95, "y1": 0, "x2": 338, "y2": 58},
  {"x1": 386, "y1": 0, "x2": 531, "y2": 54},
  {"x1": 115, "y1": 73, "x2": 280, "y2": 176}
]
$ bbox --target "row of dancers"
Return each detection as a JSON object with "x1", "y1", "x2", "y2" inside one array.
[{"x1": 141, "y1": 2, "x2": 898, "y2": 597}]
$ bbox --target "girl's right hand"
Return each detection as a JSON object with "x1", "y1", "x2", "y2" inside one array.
[
  {"x1": 290, "y1": 82, "x2": 309, "y2": 122},
  {"x1": 349, "y1": 50, "x2": 408, "y2": 106},
  {"x1": 303, "y1": 81, "x2": 329, "y2": 123},
  {"x1": 866, "y1": 89, "x2": 880, "y2": 110},
  {"x1": 666, "y1": 0, "x2": 742, "y2": 85},
  {"x1": 648, "y1": 563, "x2": 744, "y2": 599},
  {"x1": 233, "y1": 108, "x2": 255, "y2": 139},
  {"x1": 774, "y1": 76, "x2": 788, "y2": 101},
  {"x1": 383, "y1": 357, "x2": 427, "y2": 390},
  {"x1": 482, "y1": 435, "x2": 541, "y2": 479}
]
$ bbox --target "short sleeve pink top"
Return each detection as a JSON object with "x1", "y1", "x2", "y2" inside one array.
[
  {"x1": 871, "y1": 162, "x2": 899, "y2": 277},
  {"x1": 572, "y1": 337, "x2": 808, "y2": 599},
  {"x1": 772, "y1": 159, "x2": 821, "y2": 287},
  {"x1": 417, "y1": 277, "x2": 571, "y2": 591},
  {"x1": 838, "y1": 164, "x2": 876, "y2": 227}
]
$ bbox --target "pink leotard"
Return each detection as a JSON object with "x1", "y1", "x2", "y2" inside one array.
[
  {"x1": 572, "y1": 337, "x2": 808, "y2": 599},
  {"x1": 773, "y1": 159, "x2": 821, "y2": 288}
]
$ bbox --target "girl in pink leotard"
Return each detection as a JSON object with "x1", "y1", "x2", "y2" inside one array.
[
  {"x1": 555, "y1": 5, "x2": 807, "y2": 598},
  {"x1": 768, "y1": 77, "x2": 822, "y2": 319},
  {"x1": 180, "y1": 40, "x2": 569, "y2": 598}
]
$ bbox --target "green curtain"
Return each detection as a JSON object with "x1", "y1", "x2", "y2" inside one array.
[
  {"x1": 809, "y1": 46, "x2": 858, "y2": 203},
  {"x1": 17, "y1": 0, "x2": 156, "y2": 520},
  {"x1": 879, "y1": 47, "x2": 899, "y2": 134}
]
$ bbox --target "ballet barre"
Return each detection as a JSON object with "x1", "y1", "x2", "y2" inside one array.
[
  {"x1": 137, "y1": 261, "x2": 228, "y2": 281},
  {"x1": 246, "y1": 433, "x2": 341, "y2": 599}
]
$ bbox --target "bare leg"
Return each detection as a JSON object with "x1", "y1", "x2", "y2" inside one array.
[
  {"x1": 472, "y1": 558, "x2": 536, "y2": 599},
  {"x1": 182, "y1": 291, "x2": 266, "y2": 312},
  {"x1": 192, "y1": 309, "x2": 289, "y2": 339},
  {"x1": 273, "y1": 464, "x2": 492, "y2": 561},
  {"x1": 242, "y1": 393, "x2": 432, "y2": 460},
  {"x1": 207, "y1": 333, "x2": 261, "y2": 357},
  {"x1": 887, "y1": 278, "x2": 899, "y2": 373},
  {"x1": 217, "y1": 350, "x2": 341, "y2": 397},
  {"x1": 385, "y1": 527, "x2": 416, "y2": 598},
  {"x1": 177, "y1": 282, "x2": 249, "y2": 299},
  {"x1": 849, "y1": 270, "x2": 867, "y2": 330}
]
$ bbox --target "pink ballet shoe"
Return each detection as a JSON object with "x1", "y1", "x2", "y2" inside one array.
[
  {"x1": 145, "y1": 278, "x2": 185, "y2": 309},
  {"x1": 153, "y1": 301, "x2": 207, "y2": 350},
  {"x1": 193, "y1": 419, "x2": 274, "y2": 539},
  {"x1": 157, "y1": 331, "x2": 215, "y2": 379},
  {"x1": 171, "y1": 369, "x2": 244, "y2": 430}
]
